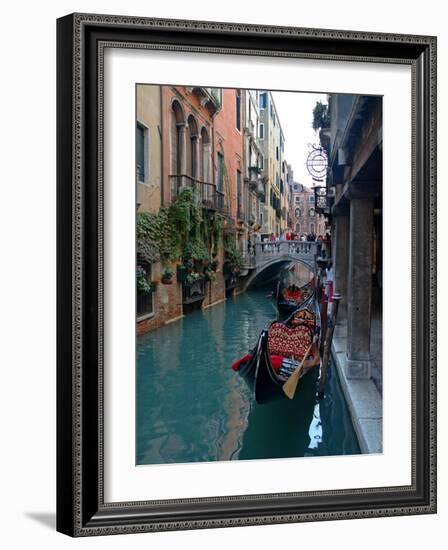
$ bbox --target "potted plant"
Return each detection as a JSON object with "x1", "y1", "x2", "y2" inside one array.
[
  {"x1": 204, "y1": 267, "x2": 217, "y2": 283},
  {"x1": 185, "y1": 271, "x2": 201, "y2": 285},
  {"x1": 161, "y1": 267, "x2": 173, "y2": 284}
]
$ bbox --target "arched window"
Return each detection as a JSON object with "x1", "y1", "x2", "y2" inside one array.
[
  {"x1": 170, "y1": 100, "x2": 185, "y2": 175},
  {"x1": 295, "y1": 207, "x2": 301, "y2": 217},
  {"x1": 309, "y1": 207, "x2": 316, "y2": 217},
  {"x1": 186, "y1": 115, "x2": 199, "y2": 179},
  {"x1": 200, "y1": 127, "x2": 211, "y2": 183},
  {"x1": 310, "y1": 223, "x2": 315, "y2": 234},
  {"x1": 296, "y1": 223, "x2": 300, "y2": 234}
]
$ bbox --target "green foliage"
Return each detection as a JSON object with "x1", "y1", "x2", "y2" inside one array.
[
  {"x1": 183, "y1": 239, "x2": 208, "y2": 262},
  {"x1": 223, "y1": 233, "x2": 243, "y2": 270},
  {"x1": 210, "y1": 215, "x2": 223, "y2": 255},
  {"x1": 137, "y1": 210, "x2": 179, "y2": 265},
  {"x1": 137, "y1": 278, "x2": 151, "y2": 294},
  {"x1": 204, "y1": 267, "x2": 217, "y2": 283},
  {"x1": 185, "y1": 272, "x2": 202, "y2": 285},
  {"x1": 137, "y1": 189, "x2": 225, "y2": 267},
  {"x1": 136, "y1": 265, "x2": 152, "y2": 294},
  {"x1": 312, "y1": 101, "x2": 329, "y2": 131}
]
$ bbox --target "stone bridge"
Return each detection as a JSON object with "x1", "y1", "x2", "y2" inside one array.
[{"x1": 241, "y1": 240, "x2": 318, "y2": 288}]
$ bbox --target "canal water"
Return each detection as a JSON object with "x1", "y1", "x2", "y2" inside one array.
[{"x1": 136, "y1": 289, "x2": 360, "y2": 465}]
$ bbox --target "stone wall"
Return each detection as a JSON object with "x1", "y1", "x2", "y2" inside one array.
[
  {"x1": 137, "y1": 262, "x2": 183, "y2": 336},
  {"x1": 204, "y1": 247, "x2": 226, "y2": 308}
]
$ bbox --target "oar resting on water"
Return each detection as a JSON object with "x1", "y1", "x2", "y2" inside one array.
[{"x1": 282, "y1": 339, "x2": 315, "y2": 399}]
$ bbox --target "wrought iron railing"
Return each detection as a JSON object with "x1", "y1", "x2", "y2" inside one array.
[
  {"x1": 170, "y1": 175, "x2": 226, "y2": 214},
  {"x1": 182, "y1": 278, "x2": 206, "y2": 305},
  {"x1": 137, "y1": 292, "x2": 154, "y2": 317}
]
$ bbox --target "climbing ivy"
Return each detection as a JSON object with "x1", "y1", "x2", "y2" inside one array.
[
  {"x1": 136, "y1": 209, "x2": 180, "y2": 266},
  {"x1": 210, "y1": 214, "x2": 223, "y2": 255},
  {"x1": 137, "y1": 188, "x2": 225, "y2": 266},
  {"x1": 223, "y1": 232, "x2": 243, "y2": 270}
]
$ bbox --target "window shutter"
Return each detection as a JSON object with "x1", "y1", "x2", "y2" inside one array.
[{"x1": 136, "y1": 124, "x2": 145, "y2": 181}]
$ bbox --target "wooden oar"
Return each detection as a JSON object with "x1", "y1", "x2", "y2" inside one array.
[{"x1": 282, "y1": 340, "x2": 314, "y2": 400}]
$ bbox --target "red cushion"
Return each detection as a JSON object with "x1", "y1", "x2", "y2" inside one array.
[
  {"x1": 231, "y1": 353, "x2": 286, "y2": 372},
  {"x1": 283, "y1": 289, "x2": 303, "y2": 302},
  {"x1": 270, "y1": 355, "x2": 285, "y2": 371},
  {"x1": 231, "y1": 354, "x2": 252, "y2": 371}
]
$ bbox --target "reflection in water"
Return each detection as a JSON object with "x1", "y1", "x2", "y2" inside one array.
[
  {"x1": 136, "y1": 289, "x2": 359, "y2": 465},
  {"x1": 308, "y1": 403, "x2": 323, "y2": 450}
]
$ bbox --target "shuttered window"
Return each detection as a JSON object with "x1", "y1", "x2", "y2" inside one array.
[
  {"x1": 237, "y1": 169, "x2": 242, "y2": 218},
  {"x1": 236, "y1": 90, "x2": 241, "y2": 131},
  {"x1": 217, "y1": 153, "x2": 224, "y2": 193},
  {"x1": 136, "y1": 123, "x2": 146, "y2": 183}
]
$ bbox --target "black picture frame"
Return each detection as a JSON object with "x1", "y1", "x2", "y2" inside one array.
[{"x1": 57, "y1": 13, "x2": 437, "y2": 536}]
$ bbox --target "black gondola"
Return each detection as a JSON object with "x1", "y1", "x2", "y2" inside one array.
[
  {"x1": 232, "y1": 298, "x2": 321, "y2": 404},
  {"x1": 276, "y1": 280, "x2": 314, "y2": 315}
]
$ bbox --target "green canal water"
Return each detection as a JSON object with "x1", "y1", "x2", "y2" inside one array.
[{"x1": 136, "y1": 289, "x2": 360, "y2": 465}]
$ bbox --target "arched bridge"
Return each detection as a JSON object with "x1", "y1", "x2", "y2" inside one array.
[{"x1": 241, "y1": 240, "x2": 318, "y2": 288}]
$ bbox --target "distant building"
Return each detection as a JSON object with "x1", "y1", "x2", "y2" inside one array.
[
  {"x1": 136, "y1": 85, "x2": 162, "y2": 213},
  {"x1": 258, "y1": 91, "x2": 284, "y2": 236},
  {"x1": 291, "y1": 181, "x2": 326, "y2": 237},
  {"x1": 243, "y1": 89, "x2": 265, "y2": 240}
]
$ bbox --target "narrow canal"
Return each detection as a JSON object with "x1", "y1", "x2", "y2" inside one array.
[{"x1": 137, "y1": 288, "x2": 360, "y2": 465}]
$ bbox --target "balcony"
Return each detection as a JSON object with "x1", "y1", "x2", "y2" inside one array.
[
  {"x1": 170, "y1": 175, "x2": 226, "y2": 214},
  {"x1": 188, "y1": 87, "x2": 222, "y2": 115}
]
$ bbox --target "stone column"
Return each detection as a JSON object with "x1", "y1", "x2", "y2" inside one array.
[
  {"x1": 333, "y1": 209, "x2": 349, "y2": 323},
  {"x1": 177, "y1": 123, "x2": 187, "y2": 177},
  {"x1": 202, "y1": 142, "x2": 210, "y2": 183},
  {"x1": 192, "y1": 135, "x2": 200, "y2": 180},
  {"x1": 346, "y1": 194, "x2": 374, "y2": 379}
]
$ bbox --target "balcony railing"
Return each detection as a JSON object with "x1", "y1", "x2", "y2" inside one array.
[
  {"x1": 170, "y1": 175, "x2": 226, "y2": 214},
  {"x1": 182, "y1": 278, "x2": 206, "y2": 305},
  {"x1": 254, "y1": 240, "x2": 318, "y2": 261}
]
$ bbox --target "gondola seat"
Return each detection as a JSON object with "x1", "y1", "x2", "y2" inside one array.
[
  {"x1": 267, "y1": 322, "x2": 312, "y2": 361},
  {"x1": 290, "y1": 308, "x2": 316, "y2": 329},
  {"x1": 282, "y1": 289, "x2": 303, "y2": 302}
]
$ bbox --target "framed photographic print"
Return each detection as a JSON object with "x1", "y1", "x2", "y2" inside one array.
[{"x1": 56, "y1": 13, "x2": 437, "y2": 536}]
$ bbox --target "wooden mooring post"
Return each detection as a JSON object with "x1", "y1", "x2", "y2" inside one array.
[{"x1": 318, "y1": 293, "x2": 341, "y2": 397}]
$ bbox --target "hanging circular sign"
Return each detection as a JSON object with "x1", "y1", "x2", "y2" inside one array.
[{"x1": 306, "y1": 146, "x2": 328, "y2": 181}]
